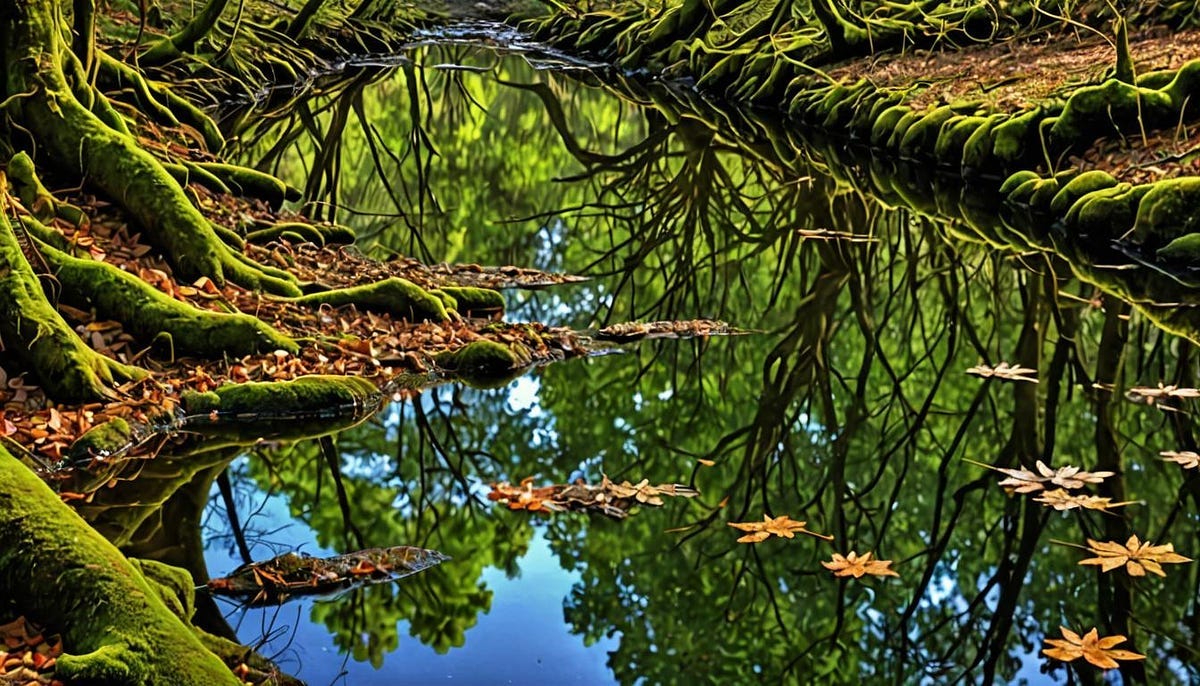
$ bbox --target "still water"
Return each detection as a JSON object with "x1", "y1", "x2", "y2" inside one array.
[{"x1": 167, "y1": 27, "x2": 1200, "y2": 684}]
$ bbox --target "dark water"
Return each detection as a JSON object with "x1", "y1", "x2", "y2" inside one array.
[{"x1": 110, "y1": 30, "x2": 1200, "y2": 685}]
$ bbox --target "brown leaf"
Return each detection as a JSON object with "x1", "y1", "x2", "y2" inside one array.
[
  {"x1": 1042, "y1": 627, "x2": 1145, "y2": 670},
  {"x1": 1033, "y1": 489, "x2": 1134, "y2": 511},
  {"x1": 728, "y1": 514, "x2": 833, "y2": 543},
  {"x1": 1160, "y1": 450, "x2": 1200, "y2": 470},
  {"x1": 821, "y1": 551, "x2": 900, "y2": 578},
  {"x1": 1078, "y1": 535, "x2": 1192, "y2": 577},
  {"x1": 966, "y1": 362, "x2": 1038, "y2": 383}
]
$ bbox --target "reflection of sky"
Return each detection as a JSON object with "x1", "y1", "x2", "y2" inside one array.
[{"x1": 203, "y1": 475, "x2": 619, "y2": 685}]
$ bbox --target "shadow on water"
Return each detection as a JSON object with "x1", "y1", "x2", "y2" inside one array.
[{"x1": 73, "y1": 27, "x2": 1200, "y2": 684}]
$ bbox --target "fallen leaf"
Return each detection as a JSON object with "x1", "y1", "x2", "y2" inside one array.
[
  {"x1": 1034, "y1": 489, "x2": 1134, "y2": 511},
  {"x1": 1160, "y1": 450, "x2": 1200, "y2": 470},
  {"x1": 728, "y1": 514, "x2": 833, "y2": 543},
  {"x1": 966, "y1": 362, "x2": 1038, "y2": 383},
  {"x1": 1078, "y1": 535, "x2": 1192, "y2": 577},
  {"x1": 1042, "y1": 627, "x2": 1145, "y2": 670},
  {"x1": 821, "y1": 551, "x2": 900, "y2": 578}
]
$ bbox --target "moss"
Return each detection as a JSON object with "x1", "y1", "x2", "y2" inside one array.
[
  {"x1": 869, "y1": 105, "x2": 910, "y2": 146},
  {"x1": 435, "y1": 340, "x2": 521, "y2": 387},
  {"x1": 7, "y1": 152, "x2": 87, "y2": 226},
  {"x1": 885, "y1": 109, "x2": 923, "y2": 149},
  {"x1": 960, "y1": 114, "x2": 1005, "y2": 171},
  {"x1": 999, "y1": 170, "x2": 1040, "y2": 195},
  {"x1": 246, "y1": 221, "x2": 355, "y2": 246},
  {"x1": 0, "y1": 446, "x2": 239, "y2": 685},
  {"x1": 991, "y1": 108, "x2": 1045, "y2": 163},
  {"x1": 934, "y1": 115, "x2": 987, "y2": 165},
  {"x1": 1129, "y1": 176, "x2": 1200, "y2": 244},
  {"x1": 181, "y1": 375, "x2": 380, "y2": 419},
  {"x1": 68, "y1": 417, "x2": 134, "y2": 464},
  {"x1": 435, "y1": 286, "x2": 505, "y2": 317},
  {"x1": 1049, "y1": 170, "x2": 1119, "y2": 215},
  {"x1": 1050, "y1": 79, "x2": 1172, "y2": 147},
  {"x1": 1156, "y1": 232, "x2": 1200, "y2": 261},
  {"x1": 1028, "y1": 177, "x2": 1062, "y2": 209},
  {"x1": 41, "y1": 240, "x2": 298, "y2": 356},
  {"x1": 897, "y1": 105, "x2": 956, "y2": 158},
  {"x1": 291, "y1": 277, "x2": 451, "y2": 322},
  {"x1": 1063, "y1": 183, "x2": 1149, "y2": 238},
  {"x1": 193, "y1": 163, "x2": 300, "y2": 207}
]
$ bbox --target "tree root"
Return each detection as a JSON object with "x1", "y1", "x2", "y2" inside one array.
[
  {"x1": 291, "y1": 277, "x2": 454, "y2": 322},
  {"x1": 33, "y1": 230, "x2": 298, "y2": 357},
  {"x1": 4, "y1": 1, "x2": 300, "y2": 296},
  {"x1": 0, "y1": 204, "x2": 143, "y2": 402},
  {"x1": 0, "y1": 445, "x2": 240, "y2": 685}
]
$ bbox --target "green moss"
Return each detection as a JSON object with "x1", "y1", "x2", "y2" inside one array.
[
  {"x1": 1156, "y1": 232, "x2": 1200, "y2": 260},
  {"x1": 1050, "y1": 79, "x2": 1172, "y2": 146},
  {"x1": 291, "y1": 277, "x2": 450, "y2": 322},
  {"x1": 435, "y1": 340, "x2": 521, "y2": 387},
  {"x1": 1063, "y1": 183, "x2": 1149, "y2": 238},
  {"x1": 886, "y1": 109, "x2": 923, "y2": 149},
  {"x1": 193, "y1": 163, "x2": 300, "y2": 207},
  {"x1": 42, "y1": 240, "x2": 297, "y2": 356},
  {"x1": 898, "y1": 105, "x2": 956, "y2": 158},
  {"x1": 1028, "y1": 177, "x2": 1062, "y2": 209},
  {"x1": 435, "y1": 286, "x2": 505, "y2": 317},
  {"x1": 0, "y1": 446, "x2": 239, "y2": 685},
  {"x1": 999, "y1": 170, "x2": 1040, "y2": 195},
  {"x1": 934, "y1": 115, "x2": 987, "y2": 165},
  {"x1": 960, "y1": 114, "x2": 1005, "y2": 171},
  {"x1": 870, "y1": 105, "x2": 909, "y2": 146},
  {"x1": 68, "y1": 417, "x2": 134, "y2": 464},
  {"x1": 991, "y1": 108, "x2": 1044, "y2": 162},
  {"x1": 1130, "y1": 176, "x2": 1200, "y2": 244},
  {"x1": 1049, "y1": 170, "x2": 1119, "y2": 215},
  {"x1": 181, "y1": 375, "x2": 380, "y2": 419}
]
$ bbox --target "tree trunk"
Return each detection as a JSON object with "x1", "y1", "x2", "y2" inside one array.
[{"x1": 0, "y1": 445, "x2": 239, "y2": 685}]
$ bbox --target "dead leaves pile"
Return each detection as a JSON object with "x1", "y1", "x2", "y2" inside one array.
[
  {"x1": 487, "y1": 475, "x2": 698, "y2": 519},
  {"x1": 593, "y1": 320, "x2": 749, "y2": 343},
  {"x1": 1043, "y1": 627, "x2": 1144, "y2": 670},
  {"x1": 207, "y1": 546, "x2": 449, "y2": 605},
  {"x1": 0, "y1": 617, "x2": 62, "y2": 686}
]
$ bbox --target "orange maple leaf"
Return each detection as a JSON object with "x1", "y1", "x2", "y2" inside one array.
[
  {"x1": 728, "y1": 515, "x2": 833, "y2": 543},
  {"x1": 821, "y1": 551, "x2": 900, "y2": 578},
  {"x1": 1078, "y1": 535, "x2": 1192, "y2": 577},
  {"x1": 1042, "y1": 627, "x2": 1145, "y2": 670}
]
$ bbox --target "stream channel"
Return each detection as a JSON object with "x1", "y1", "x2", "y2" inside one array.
[{"x1": 93, "y1": 23, "x2": 1200, "y2": 685}]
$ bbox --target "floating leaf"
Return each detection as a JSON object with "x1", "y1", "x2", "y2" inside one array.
[
  {"x1": 971, "y1": 459, "x2": 1113, "y2": 493},
  {"x1": 728, "y1": 514, "x2": 833, "y2": 543},
  {"x1": 1160, "y1": 450, "x2": 1200, "y2": 470},
  {"x1": 821, "y1": 551, "x2": 900, "y2": 578},
  {"x1": 1126, "y1": 384, "x2": 1200, "y2": 404},
  {"x1": 1042, "y1": 627, "x2": 1145, "y2": 670},
  {"x1": 796, "y1": 228, "x2": 878, "y2": 242},
  {"x1": 1078, "y1": 535, "x2": 1192, "y2": 577},
  {"x1": 1033, "y1": 488, "x2": 1134, "y2": 511},
  {"x1": 206, "y1": 546, "x2": 448, "y2": 605},
  {"x1": 966, "y1": 362, "x2": 1038, "y2": 383},
  {"x1": 594, "y1": 319, "x2": 749, "y2": 342},
  {"x1": 488, "y1": 475, "x2": 698, "y2": 519}
]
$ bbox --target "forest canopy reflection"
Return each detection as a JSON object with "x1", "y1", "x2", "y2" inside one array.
[{"x1": 166, "y1": 43, "x2": 1200, "y2": 684}]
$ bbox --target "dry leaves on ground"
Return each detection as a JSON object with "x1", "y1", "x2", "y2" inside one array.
[
  {"x1": 1078, "y1": 535, "x2": 1192, "y2": 577},
  {"x1": 1043, "y1": 627, "x2": 1145, "y2": 670},
  {"x1": 966, "y1": 362, "x2": 1038, "y2": 383},
  {"x1": 206, "y1": 546, "x2": 448, "y2": 605},
  {"x1": 728, "y1": 514, "x2": 833, "y2": 543},
  {"x1": 821, "y1": 551, "x2": 900, "y2": 579},
  {"x1": 0, "y1": 616, "x2": 63, "y2": 686}
]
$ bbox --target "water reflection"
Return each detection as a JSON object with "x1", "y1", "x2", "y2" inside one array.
[{"x1": 82, "y1": 33, "x2": 1200, "y2": 684}]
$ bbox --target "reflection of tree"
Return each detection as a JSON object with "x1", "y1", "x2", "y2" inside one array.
[
  {"x1": 205, "y1": 48, "x2": 1200, "y2": 682},
  {"x1": 236, "y1": 421, "x2": 533, "y2": 664}
]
